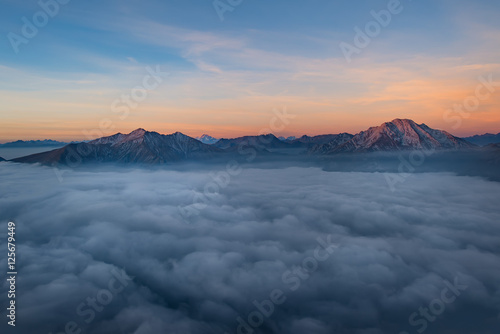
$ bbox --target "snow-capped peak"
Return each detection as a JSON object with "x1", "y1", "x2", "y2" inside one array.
[
  {"x1": 195, "y1": 134, "x2": 219, "y2": 145},
  {"x1": 310, "y1": 119, "x2": 476, "y2": 154}
]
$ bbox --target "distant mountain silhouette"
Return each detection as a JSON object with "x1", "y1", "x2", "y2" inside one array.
[
  {"x1": 214, "y1": 134, "x2": 290, "y2": 150},
  {"x1": 0, "y1": 139, "x2": 68, "y2": 147},
  {"x1": 288, "y1": 134, "x2": 354, "y2": 148},
  {"x1": 463, "y1": 133, "x2": 500, "y2": 146},
  {"x1": 278, "y1": 136, "x2": 297, "y2": 141}
]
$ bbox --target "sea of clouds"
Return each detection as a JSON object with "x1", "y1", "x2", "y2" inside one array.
[{"x1": 0, "y1": 162, "x2": 499, "y2": 334}]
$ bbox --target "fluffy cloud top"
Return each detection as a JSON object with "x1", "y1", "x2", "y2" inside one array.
[{"x1": 0, "y1": 162, "x2": 499, "y2": 334}]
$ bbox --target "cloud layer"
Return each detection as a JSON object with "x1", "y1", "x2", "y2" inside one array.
[{"x1": 0, "y1": 163, "x2": 500, "y2": 334}]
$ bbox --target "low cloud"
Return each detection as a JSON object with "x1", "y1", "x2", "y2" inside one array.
[{"x1": 0, "y1": 163, "x2": 499, "y2": 334}]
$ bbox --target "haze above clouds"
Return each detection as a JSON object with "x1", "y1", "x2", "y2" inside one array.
[{"x1": 1, "y1": 163, "x2": 500, "y2": 333}]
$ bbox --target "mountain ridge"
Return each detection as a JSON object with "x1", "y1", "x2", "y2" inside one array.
[
  {"x1": 463, "y1": 133, "x2": 500, "y2": 146},
  {"x1": 311, "y1": 119, "x2": 475, "y2": 154},
  {"x1": 12, "y1": 129, "x2": 221, "y2": 165},
  {"x1": 214, "y1": 134, "x2": 290, "y2": 150},
  {"x1": 8, "y1": 120, "x2": 489, "y2": 165},
  {"x1": 0, "y1": 139, "x2": 68, "y2": 147}
]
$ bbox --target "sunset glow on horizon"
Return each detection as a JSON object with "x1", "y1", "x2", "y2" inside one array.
[{"x1": 1, "y1": 0, "x2": 499, "y2": 142}]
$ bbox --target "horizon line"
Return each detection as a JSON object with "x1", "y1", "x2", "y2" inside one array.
[{"x1": 1, "y1": 120, "x2": 499, "y2": 145}]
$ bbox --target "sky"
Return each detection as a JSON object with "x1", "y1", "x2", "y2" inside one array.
[{"x1": 0, "y1": 0, "x2": 500, "y2": 142}]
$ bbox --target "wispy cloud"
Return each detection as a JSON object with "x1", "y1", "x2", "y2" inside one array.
[{"x1": 1, "y1": 1, "x2": 499, "y2": 140}]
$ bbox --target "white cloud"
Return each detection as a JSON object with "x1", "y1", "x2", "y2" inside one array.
[{"x1": 0, "y1": 163, "x2": 499, "y2": 333}]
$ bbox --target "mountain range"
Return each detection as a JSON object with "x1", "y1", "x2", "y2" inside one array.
[
  {"x1": 463, "y1": 133, "x2": 500, "y2": 146},
  {"x1": 278, "y1": 136, "x2": 297, "y2": 141},
  {"x1": 289, "y1": 134, "x2": 354, "y2": 148},
  {"x1": 13, "y1": 129, "x2": 220, "y2": 165},
  {"x1": 0, "y1": 139, "x2": 68, "y2": 147},
  {"x1": 214, "y1": 134, "x2": 291, "y2": 150},
  {"x1": 6, "y1": 119, "x2": 497, "y2": 166}
]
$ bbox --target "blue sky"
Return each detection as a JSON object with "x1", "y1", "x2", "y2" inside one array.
[{"x1": 1, "y1": 0, "x2": 499, "y2": 141}]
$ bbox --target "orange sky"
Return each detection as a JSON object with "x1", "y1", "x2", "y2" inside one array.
[
  {"x1": 1, "y1": 5, "x2": 500, "y2": 143},
  {"x1": 1, "y1": 59, "x2": 499, "y2": 143}
]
